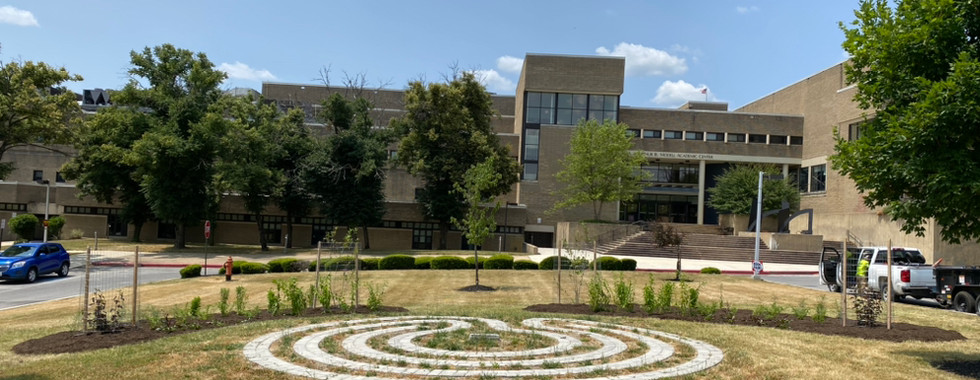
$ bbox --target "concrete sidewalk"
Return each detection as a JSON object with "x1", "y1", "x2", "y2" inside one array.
[{"x1": 83, "y1": 247, "x2": 817, "y2": 275}]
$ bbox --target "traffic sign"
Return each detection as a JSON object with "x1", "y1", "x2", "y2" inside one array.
[
  {"x1": 752, "y1": 261, "x2": 763, "y2": 273},
  {"x1": 1, "y1": 219, "x2": 5, "y2": 229},
  {"x1": 204, "y1": 220, "x2": 211, "y2": 239}
]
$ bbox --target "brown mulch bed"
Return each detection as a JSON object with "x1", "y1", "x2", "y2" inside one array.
[
  {"x1": 524, "y1": 303, "x2": 966, "y2": 343},
  {"x1": 12, "y1": 305, "x2": 408, "y2": 356}
]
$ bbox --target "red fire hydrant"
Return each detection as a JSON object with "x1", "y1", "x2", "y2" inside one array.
[{"x1": 224, "y1": 256, "x2": 234, "y2": 281}]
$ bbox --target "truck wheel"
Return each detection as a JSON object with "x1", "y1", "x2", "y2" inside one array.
[
  {"x1": 976, "y1": 295, "x2": 980, "y2": 317},
  {"x1": 879, "y1": 283, "x2": 892, "y2": 301},
  {"x1": 953, "y1": 291, "x2": 976, "y2": 313}
]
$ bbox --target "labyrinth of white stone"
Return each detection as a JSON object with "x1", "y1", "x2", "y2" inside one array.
[{"x1": 244, "y1": 316, "x2": 724, "y2": 379}]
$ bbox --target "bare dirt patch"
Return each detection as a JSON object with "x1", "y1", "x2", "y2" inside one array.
[
  {"x1": 524, "y1": 303, "x2": 965, "y2": 343},
  {"x1": 12, "y1": 305, "x2": 408, "y2": 355}
]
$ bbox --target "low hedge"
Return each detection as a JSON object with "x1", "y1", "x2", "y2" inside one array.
[
  {"x1": 362, "y1": 258, "x2": 380, "y2": 270},
  {"x1": 219, "y1": 261, "x2": 267, "y2": 275},
  {"x1": 538, "y1": 256, "x2": 572, "y2": 270},
  {"x1": 379, "y1": 254, "x2": 416, "y2": 270},
  {"x1": 700, "y1": 267, "x2": 722, "y2": 274},
  {"x1": 309, "y1": 256, "x2": 366, "y2": 271},
  {"x1": 513, "y1": 260, "x2": 539, "y2": 270},
  {"x1": 484, "y1": 254, "x2": 514, "y2": 269},
  {"x1": 268, "y1": 258, "x2": 303, "y2": 273},
  {"x1": 414, "y1": 256, "x2": 434, "y2": 269},
  {"x1": 179, "y1": 264, "x2": 202, "y2": 278},
  {"x1": 431, "y1": 256, "x2": 469, "y2": 270},
  {"x1": 464, "y1": 256, "x2": 486, "y2": 269},
  {"x1": 595, "y1": 256, "x2": 622, "y2": 271},
  {"x1": 620, "y1": 258, "x2": 637, "y2": 271}
]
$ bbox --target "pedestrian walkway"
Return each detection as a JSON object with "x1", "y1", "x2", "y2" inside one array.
[{"x1": 527, "y1": 248, "x2": 818, "y2": 275}]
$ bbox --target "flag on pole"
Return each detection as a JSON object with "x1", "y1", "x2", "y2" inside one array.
[{"x1": 700, "y1": 87, "x2": 708, "y2": 94}]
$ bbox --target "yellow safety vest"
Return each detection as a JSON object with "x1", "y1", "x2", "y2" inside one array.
[{"x1": 857, "y1": 259, "x2": 870, "y2": 277}]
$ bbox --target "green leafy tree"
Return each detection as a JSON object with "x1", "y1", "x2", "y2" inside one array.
[
  {"x1": 394, "y1": 72, "x2": 520, "y2": 249},
  {"x1": 0, "y1": 58, "x2": 83, "y2": 179},
  {"x1": 452, "y1": 156, "x2": 503, "y2": 287},
  {"x1": 120, "y1": 44, "x2": 227, "y2": 248},
  {"x1": 273, "y1": 109, "x2": 314, "y2": 248},
  {"x1": 212, "y1": 95, "x2": 299, "y2": 251},
  {"x1": 9, "y1": 214, "x2": 38, "y2": 241},
  {"x1": 834, "y1": 0, "x2": 980, "y2": 243},
  {"x1": 553, "y1": 119, "x2": 647, "y2": 221},
  {"x1": 62, "y1": 107, "x2": 155, "y2": 241},
  {"x1": 706, "y1": 164, "x2": 800, "y2": 215},
  {"x1": 304, "y1": 93, "x2": 389, "y2": 249}
]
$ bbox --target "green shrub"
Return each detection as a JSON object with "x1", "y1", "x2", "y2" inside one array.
[
  {"x1": 414, "y1": 256, "x2": 434, "y2": 269},
  {"x1": 813, "y1": 296, "x2": 828, "y2": 323},
  {"x1": 309, "y1": 256, "x2": 368, "y2": 271},
  {"x1": 366, "y1": 282, "x2": 386, "y2": 312},
  {"x1": 69, "y1": 229, "x2": 85, "y2": 239},
  {"x1": 239, "y1": 262, "x2": 268, "y2": 274},
  {"x1": 9, "y1": 214, "x2": 38, "y2": 241},
  {"x1": 595, "y1": 256, "x2": 622, "y2": 271},
  {"x1": 220, "y1": 261, "x2": 251, "y2": 275},
  {"x1": 587, "y1": 274, "x2": 611, "y2": 312},
  {"x1": 464, "y1": 256, "x2": 486, "y2": 269},
  {"x1": 179, "y1": 264, "x2": 202, "y2": 279},
  {"x1": 613, "y1": 274, "x2": 635, "y2": 312},
  {"x1": 362, "y1": 258, "x2": 380, "y2": 270},
  {"x1": 513, "y1": 260, "x2": 538, "y2": 270},
  {"x1": 268, "y1": 258, "x2": 299, "y2": 273},
  {"x1": 218, "y1": 288, "x2": 230, "y2": 316},
  {"x1": 234, "y1": 286, "x2": 248, "y2": 315},
  {"x1": 430, "y1": 256, "x2": 468, "y2": 270},
  {"x1": 700, "y1": 267, "x2": 722, "y2": 274},
  {"x1": 189, "y1": 296, "x2": 202, "y2": 318},
  {"x1": 484, "y1": 254, "x2": 514, "y2": 269},
  {"x1": 47, "y1": 216, "x2": 66, "y2": 239},
  {"x1": 379, "y1": 254, "x2": 416, "y2": 270},
  {"x1": 620, "y1": 258, "x2": 637, "y2": 271},
  {"x1": 538, "y1": 256, "x2": 572, "y2": 270}
]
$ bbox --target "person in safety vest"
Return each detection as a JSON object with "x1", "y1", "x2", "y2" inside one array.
[{"x1": 856, "y1": 252, "x2": 871, "y2": 292}]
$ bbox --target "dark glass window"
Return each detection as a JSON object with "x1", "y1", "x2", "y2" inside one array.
[
  {"x1": 798, "y1": 167, "x2": 809, "y2": 192},
  {"x1": 727, "y1": 133, "x2": 746, "y2": 143},
  {"x1": 848, "y1": 122, "x2": 864, "y2": 141},
  {"x1": 523, "y1": 163, "x2": 538, "y2": 181},
  {"x1": 664, "y1": 130, "x2": 683, "y2": 140},
  {"x1": 626, "y1": 129, "x2": 640, "y2": 137},
  {"x1": 55, "y1": 172, "x2": 65, "y2": 183},
  {"x1": 33, "y1": 170, "x2": 43, "y2": 182},
  {"x1": 770, "y1": 135, "x2": 788, "y2": 145},
  {"x1": 790, "y1": 136, "x2": 804, "y2": 145},
  {"x1": 643, "y1": 130, "x2": 661, "y2": 139},
  {"x1": 749, "y1": 134, "x2": 767, "y2": 143},
  {"x1": 525, "y1": 92, "x2": 555, "y2": 124},
  {"x1": 706, "y1": 132, "x2": 724, "y2": 142},
  {"x1": 685, "y1": 131, "x2": 703, "y2": 141},
  {"x1": 810, "y1": 164, "x2": 827, "y2": 192},
  {"x1": 412, "y1": 229, "x2": 433, "y2": 249}
]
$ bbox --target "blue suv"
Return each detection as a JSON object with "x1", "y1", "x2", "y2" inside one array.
[{"x1": 0, "y1": 243, "x2": 71, "y2": 283}]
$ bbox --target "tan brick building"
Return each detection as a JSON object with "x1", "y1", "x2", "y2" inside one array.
[{"x1": 3, "y1": 54, "x2": 977, "y2": 264}]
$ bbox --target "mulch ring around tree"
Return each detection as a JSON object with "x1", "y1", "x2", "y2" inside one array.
[
  {"x1": 524, "y1": 303, "x2": 965, "y2": 343},
  {"x1": 12, "y1": 305, "x2": 409, "y2": 356}
]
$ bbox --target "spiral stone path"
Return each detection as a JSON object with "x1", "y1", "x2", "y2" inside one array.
[{"x1": 244, "y1": 316, "x2": 724, "y2": 379}]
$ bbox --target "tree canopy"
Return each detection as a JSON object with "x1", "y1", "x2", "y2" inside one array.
[
  {"x1": 706, "y1": 164, "x2": 800, "y2": 215},
  {"x1": 834, "y1": 0, "x2": 980, "y2": 243},
  {"x1": 553, "y1": 119, "x2": 647, "y2": 221},
  {"x1": 0, "y1": 59, "x2": 82, "y2": 179},
  {"x1": 394, "y1": 72, "x2": 520, "y2": 249}
]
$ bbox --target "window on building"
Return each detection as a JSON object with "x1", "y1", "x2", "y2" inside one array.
[
  {"x1": 412, "y1": 229, "x2": 433, "y2": 249},
  {"x1": 749, "y1": 134, "x2": 767, "y2": 143},
  {"x1": 414, "y1": 188, "x2": 423, "y2": 200},
  {"x1": 848, "y1": 122, "x2": 865, "y2": 141},
  {"x1": 522, "y1": 127, "x2": 540, "y2": 180},
  {"x1": 685, "y1": 131, "x2": 703, "y2": 141},
  {"x1": 523, "y1": 163, "x2": 538, "y2": 181},
  {"x1": 797, "y1": 167, "x2": 809, "y2": 192},
  {"x1": 810, "y1": 164, "x2": 827, "y2": 192},
  {"x1": 55, "y1": 172, "x2": 65, "y2": 183},
  {"x1": 641, "y1": 163, "x2": 699, "y2": 184},
  {"x1": 626, "y1": 129, "x2": 640, "y2": 137},
  {"x1": 770, "y1": 135, "x2": 788, "y2": 145},
  {"x1": 525, "y1": 92, "x2": 555, "y2": 124},
  {"x1": 705, "y1": 132, "x2": 724, "y2": 142},
  {"x1": 33, "y1": 170, "x2": 43, "y2": 182},
  {"x1": 664, "y1": 130, "x2": 683, "y2": 140},
  {"x1": 643, "y1": 130, "x2": 661, "y2": 139},
  {"x1": 727, "y1": 133, "x2": 746, "y2": 143},
  {"x1": 587, "y1": 94, "x2": 618, "y2": 122},
  {"x1": 790, "y1": 136, "x2": 804, "y2": 145},
  {"x1": 388, "y1": 150, "x2": 398, "y2": 160}
]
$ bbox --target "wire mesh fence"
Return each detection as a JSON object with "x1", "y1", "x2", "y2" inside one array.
[{"x1": 74, "y1": 245, "x2": 144, "y2": 332}]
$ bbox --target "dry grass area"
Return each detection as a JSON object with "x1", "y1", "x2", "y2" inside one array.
[{"x1": 0, "y1": 270, "x2": 977, "y2": 379}]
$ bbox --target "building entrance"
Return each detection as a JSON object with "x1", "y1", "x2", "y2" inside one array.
[{"x1": 619, "y1": 194, "x2": 698, "y2": 224}]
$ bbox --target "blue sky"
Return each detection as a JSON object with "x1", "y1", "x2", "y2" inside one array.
[{"x1": 1, "y1": 1, "x2": 858, "y2": 109}]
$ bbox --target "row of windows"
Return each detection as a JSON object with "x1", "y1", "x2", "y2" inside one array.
[
  {"x1": 64, "y1": 206, "x2": 118, "y2": 215},
  {"x1": 641, "y1": 163, "x2": 699, "y2": 184},
  {"x1": 525, "y1": 92, "x2": 619, "y2": 125},
  {"x1": 0, "y1": 203, "x2": 26, "y2": 212},
  {"x1": 629, "y1": 130, "x2": 803, "y2": 145},
  {"x1": 31, "y1": 170, "x2": 66, "y2": 183}
]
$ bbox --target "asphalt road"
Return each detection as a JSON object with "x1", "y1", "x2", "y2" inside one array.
[
  {"x1": 0, "y1": 265, "x2": 180, "y2": 311},
  {"x1": 760, "y1": 273, "x2": 947, "y2": 310}
]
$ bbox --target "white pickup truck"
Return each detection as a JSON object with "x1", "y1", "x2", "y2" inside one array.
[{"x1": 819, "y1": 246, "x2": 934, "y2": 300}]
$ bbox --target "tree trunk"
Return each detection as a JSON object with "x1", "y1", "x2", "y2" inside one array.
[
  {"x1": 675, "y1": 247, "x2": 682, "y2": 281},
  {"x1": 256, "y1": 213, "x2": 268, "y2": 251},
  {"x1": 474, "y1": 247, "x2": 480, "y2": 286},
  {"x1": 175, "y1": 223, "x2": 186, "y2": 249},
  {"x1": 362, "y1": 226, "x2": 371, "y2": 250},
  {"x1": 285, "y1": 213, "x2": 294, "y2": 248},
  {"x1": 439, "y1": 221, "x2": 449, "y2": 250},
  {"x1": 132, "y1": 222, "x2": 143, "y2": 243}
]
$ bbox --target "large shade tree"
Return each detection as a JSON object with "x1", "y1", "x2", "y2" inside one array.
[
  {"x1": 706, "y1": 164, "x2": 800, "y2": 216},
  {"x1": 0, "y1": 58, "x2": 82, "y2": 179},
  {"x1": 121, "y1": 44, "x2": 227, "y2": 248},
  {"x1": 553, "y1": 119, "x2": 647, "y2": 221},
  {"x1": 394, "y1": 73, "x2": 520, "y2": 249},
  {"x1": 834, "y1": 0, "x2": 980, "y2": 243}
]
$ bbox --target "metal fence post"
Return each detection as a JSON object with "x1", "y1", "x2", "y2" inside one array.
[
  {"x1": 83, "y1": 247, "x2": 92, "y2": 332},
  {"x1": 132, "y1": 246, "x2": 139, "y2": 326}
]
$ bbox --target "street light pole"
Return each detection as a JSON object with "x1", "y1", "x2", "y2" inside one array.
[
  {"x1": 41, "y1": 180, "x2": 50, "y2": 242},
  {"x1": 752, "y1": 172, "x2": 763, "y2": 279},
  {"x1": 502, "y1": 203, "x2": 510, "y2": 252}
]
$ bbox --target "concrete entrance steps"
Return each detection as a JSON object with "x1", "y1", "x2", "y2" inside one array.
[{"x1": 605, "y1": 231, "x2": 821, "y2": 266}]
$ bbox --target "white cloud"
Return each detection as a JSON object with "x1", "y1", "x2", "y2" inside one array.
[
  {"x1": 651, "y1": 80, "x2": 713, "y2": 106},
  {"x1": 470, "y1": 69, "x2": 516, "y2": 94},
  {"x1": 736, "y1": 5, "x2": 760, "y2": 14},
  {"x1": 496, "y1": 56, "x2": 524, "y2": 73},
  {"x1": 595, "y1": 42, "x2": 687, "y2": 77},
  {"x1": 218, "y1": 62, "x2": 277, "y2": 82},
  {"x1": 0, "y1": 6, "x2": 38, "y2": 27}
]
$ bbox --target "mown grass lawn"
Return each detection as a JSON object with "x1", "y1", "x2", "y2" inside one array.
[{"x1": 0, "y1": 269, "x2": 976, "y2": 379}]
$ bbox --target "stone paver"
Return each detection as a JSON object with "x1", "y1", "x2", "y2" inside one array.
[{"x1": 243, "y1": 316, "x2": 724, "y2": 379}]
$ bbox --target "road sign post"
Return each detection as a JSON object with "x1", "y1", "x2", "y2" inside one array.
[{"x1": 752, "y1": 261, "x2": 763, "y2": 276}]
